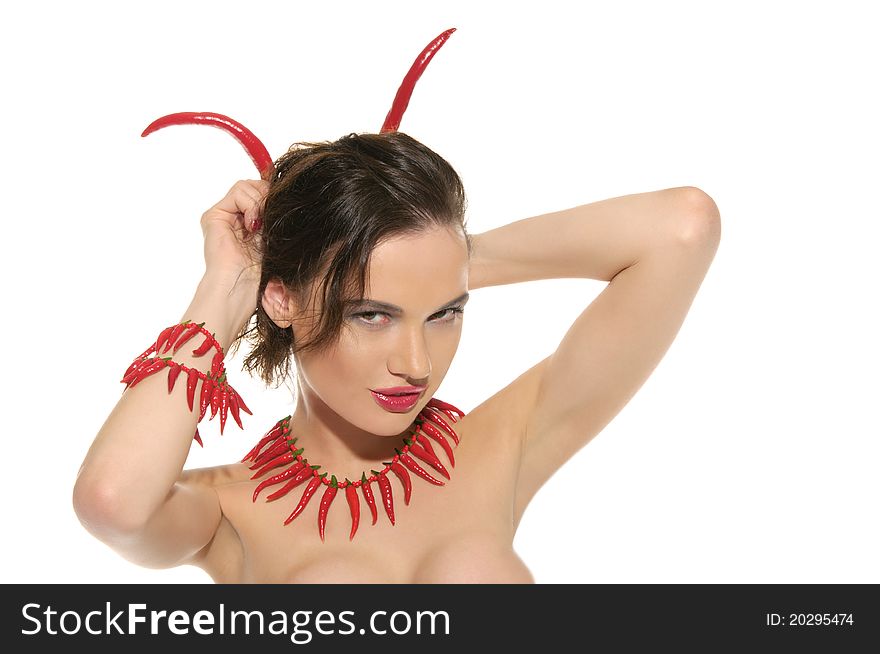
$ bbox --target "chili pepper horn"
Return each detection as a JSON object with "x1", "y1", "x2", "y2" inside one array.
[
  {"x1": 141, "y1": 111, "x2": 276, "y2": 181},
  {"x1": 379, "y1": 27, "x2": 456, "y2": 133}
]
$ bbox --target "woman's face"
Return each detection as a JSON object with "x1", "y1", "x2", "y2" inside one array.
[{"x1": 293, "y1": 226, "x2": 470, "y2": 436}]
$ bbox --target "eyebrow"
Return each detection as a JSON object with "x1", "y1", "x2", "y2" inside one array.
[{"x1": 347, "y1": 292, "x2": 470, "y2": 315}]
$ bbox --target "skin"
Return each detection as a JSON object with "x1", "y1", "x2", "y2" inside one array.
[
  {"x1": 260, "y1": 225, "x2": 470, "y2": 481},
  {"x1": 74, "y1": 184, "x2": 719, "y2": 583}
]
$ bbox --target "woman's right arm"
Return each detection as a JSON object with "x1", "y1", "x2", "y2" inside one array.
[{"x1": 72, "y1": 180, "x2": 268, "y2": 569}]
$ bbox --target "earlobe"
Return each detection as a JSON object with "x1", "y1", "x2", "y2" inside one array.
[{"x1": 262, "y1": 278, "x2": 294, "y2": 329}]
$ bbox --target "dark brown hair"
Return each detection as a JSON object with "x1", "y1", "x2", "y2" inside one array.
[{"x1": 228, "y1": 131, "x2": 471, "y2": 389}]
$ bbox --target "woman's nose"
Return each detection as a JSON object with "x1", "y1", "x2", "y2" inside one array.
[{"x1": 388, "y1": 330, "x2": 432, "y2": 381}]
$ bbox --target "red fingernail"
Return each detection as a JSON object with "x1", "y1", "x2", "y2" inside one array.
[{"x1": 253, "y1": 218, "x2": 262, "y2": 231}]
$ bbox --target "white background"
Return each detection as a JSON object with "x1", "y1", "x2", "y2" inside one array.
[{"x1": 1, "y1": 0, "x2": 877, "y2": 584}]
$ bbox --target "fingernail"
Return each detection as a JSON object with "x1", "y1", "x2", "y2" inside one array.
[{"x1": 253, "y1": 218, "x2": 262, "y2": 231}]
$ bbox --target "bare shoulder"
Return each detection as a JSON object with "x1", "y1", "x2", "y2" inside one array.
[{"x1": 180, "y1": 461, "x2": 253, "y2": 488}]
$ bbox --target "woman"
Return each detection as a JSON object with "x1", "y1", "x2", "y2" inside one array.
[
  {"x1": 72, "y1": 27, "x2": 721, "y2": 582},
  {"x1": 72, "y1": 129, "x2": 720, "y2": 583}
]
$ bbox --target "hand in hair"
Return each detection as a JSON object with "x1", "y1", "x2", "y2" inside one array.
[{"x1": 200, "y1": 179, "x2": 269, "y2": 288}]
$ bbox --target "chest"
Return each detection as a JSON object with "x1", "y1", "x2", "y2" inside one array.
[{"x1": 205, "y1": 411, "x2": 533, "y2": 583}]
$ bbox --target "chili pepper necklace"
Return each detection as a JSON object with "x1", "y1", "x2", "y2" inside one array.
[{"x1": 243, "y1": 398, "x2": 464, "y2": 542}]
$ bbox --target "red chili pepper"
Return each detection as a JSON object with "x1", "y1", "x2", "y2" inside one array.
[
  {"x1": 415, "y1": 431, "x2": 438, "y2": 460},
  {"x1": 232, "y1": 389, "x2": 253, "y2": 416},
  {"x1": 250, "y1": 439, "x2": 288, "y2": 467},
  {"x1": 426, "y1": 397, "x2": 464, "y2": 420},
  {"x1": 399, "y1": 452, "x2": 444, "y2": 486},
  {"x1": 121, "y1": 357, "x2": 150, "y2": 386},
  {"x1": 219, "y1": 385, "x2": 229, "y2": 435},
  {"x1": 252, "y1": 461, "x2": 305, "y2": 502},
  {"x1": 242, "y1": 420, "x2": 287, "y2": 462},
  {"x1": 153, "y1": 325, "x2": 176, "y2": 354},
  {"x1": 345, "y1": 480, "x2": 360, "y2": 541},
  {"x1": 186, "y1": 367, "x2": 200, "y2": 411},
  {"x1": 250, "y1": 439, "x2": 296, "y2": 470},
  {"x1": 360, "y1": 473, "x2": 378, "y2": 526},
  {"x1": 318, "y1": 476, "x2": 339, "y2": 542},
  {"x1": 171, "y1": 321, "x2": 205, "y2": 354},
  {"x1": 252, "y1": 438, "x2": 295, "y2": 467},
  {"x1": 267, "y1": 465, "x2": 319, "y2": 502},
  {"x1": 167, "y1": 363, "x2": 182, "y2": 394},
  {"x1": 228, "y1": 392, "x2": 244, "y2": 430},
  {"x1": 210, "y1": 350, "x2": 224, "y2": 378},
  {"x1": 423, "y1": 406, "x2": 459, "y2": 445},
  {"x1": 250, "y1": 449, "x2": 303, "y2": 479},
  {"x1": 284, "y1": 473, "x2": 326, "y2": 525},
  {"x1": 128, "y1": 357, "x2": 171, "y2": 388},
  {"x1": 193, "y1": 428, "x2": 203, "y2": 448},
  {"x1": 192, "y1": 332, "x2": 216, "y2": 357},
  {"x1": 374, "y1": 470, "x2": 395, "y2": 525},
  {"x1": 121, "y1": 357, "x2": 144, "y2": 383},
  {"x1": 198, "y1": 375, "x2": 214, "y2": 422},
  {"x1": 380, "y1": 28, "x2": 456, "y2": 133},
  {"x1": 389, "y1": 460, "x2": 412, "y2": 505},
  {"x1": 418, "y1": 420, "x2": 455, "y2": 467},
  {"x1": 142, "y1": 112, "x2": 276, "y2": 182},
  {"x1": 417, "y1": 430, "x2": 453, "y2": 469},
  {"x1": 209, "y1": 384, "x2": 222, "y2": 421},
  {"x1": 162, "y1": 321, "x2": 190, "y2": 354},
  {"x1": 405, "y1": 438, "x2": 450, "y2": 480}
]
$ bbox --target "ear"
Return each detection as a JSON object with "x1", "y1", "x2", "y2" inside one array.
[{"x1": 261, "y1": 278, "x2": 297, "y2": 329}]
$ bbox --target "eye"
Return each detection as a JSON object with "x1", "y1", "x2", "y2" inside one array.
[
  {"x1": 433, "y1": 307, "x2": 465, "y2": 322},
  {"x1": 351, "y1": 306, "x2": 464, "y2": 328},
  {"x1": 353, "y1": 311, "x2": 390, "y2": 326}
]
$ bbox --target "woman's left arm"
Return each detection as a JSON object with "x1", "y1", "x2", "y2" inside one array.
[{"x1": 467, "y1": 186, "x2": 721, "y2": 516}]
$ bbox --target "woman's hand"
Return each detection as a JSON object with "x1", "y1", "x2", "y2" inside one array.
[{"x1": 200, "y1": 179, "x2": 268, "y2": 289}]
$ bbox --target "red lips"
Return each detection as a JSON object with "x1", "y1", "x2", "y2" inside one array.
[{"x1": 372, "y1": 386, "x2": 426, "y2": 395}]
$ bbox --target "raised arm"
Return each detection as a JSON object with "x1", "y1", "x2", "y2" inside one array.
[
  {"x1": 72, "y1": 180, "x2": 266, "y2": 569},
  {"x1": 468, "y1": 186, "x2": 721, "y2": 524}
]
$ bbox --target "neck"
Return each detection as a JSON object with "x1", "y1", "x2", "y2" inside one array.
[{"x1": 288, "y1": 389, "x2": 417, "y2": 482}]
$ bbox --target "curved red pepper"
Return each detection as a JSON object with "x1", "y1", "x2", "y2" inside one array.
[
  {"x1": 185, "y1": 367, "x2": 199, "y2": 411},
  {"x1": 142, "y1": 112, "x2": 276, "y2": 181},
  {"x1": 417, "y1": 420, "x2": 455, "y2": 467},
  {"x1": 219, "y1": 386, "x2": 229, "y2": 435},
  {"x1": 374, "y1": 470, "x2": 395, "y2": 525},
  {"x1": 423, "y1": 406, "x2": 459, "y2": 445},
  {"x1": 345, "y1": 481, "x2": 360, "y2": 541},
  {"x1": 167, "y1": 364, "x2": 182, "y2": 394},
  {"x1": 172, "y1": 321, "x2": 205, "y2": 354},
  {"x1": 380, "y1": 28, "x2": 456, "y2": 133},
  {"x1": 198, "y1": 375, "x2": 214, "y2": 422},
  {"x1": 405, "y1": 438, "x2": 450, "y2": 480},
  {"x1": 252, "y1": 461, "x2": 305, "y2": 503},
  {"x1": 284, "y1": 473, "x2": 326, "y2": 525},
  {"x1": 360, "y1": 473, "x2": 378, "y2": 525},
  {"x1": 250, "y1": 450, "x2": 302, "y2": 479},
  {"x1": 426, "y1": 397, "x2": 464, "y2": 421},
  {"x1": 162, "y1": 321, "x2": 190, "y2": 354},
  {"x1": 232, "y1": 389, "x2": 253, "y2": 416},
  {"x1": 267, "y1": 465, "x2": 319, "y2": 502},
  {"x1": 242, "y1": 419, "x2": 288, "y2": 462},
  {"x1": 318, "y1": 476, "x2": 339, "y2": 542},
  {"x1": 389, "y1": 460, "x2": 412, "y2": 505},
  {"x1": 228, "y1": 393, "x2": 244, "y2": 431},
  {"x1": 399, "y1": 452, "x2": 444, "y2": 486},
  {"x1": 153, "y1": 325, "x2": 176, "y2": 355}
]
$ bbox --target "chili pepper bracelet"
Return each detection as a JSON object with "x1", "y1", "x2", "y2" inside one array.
[{"x1": 120, "y1": 319, "x2": 251, "y2": 446}]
